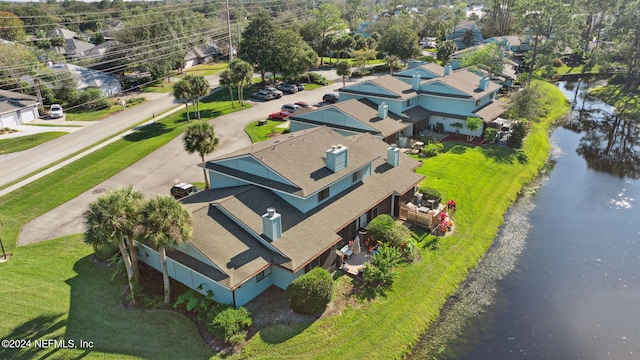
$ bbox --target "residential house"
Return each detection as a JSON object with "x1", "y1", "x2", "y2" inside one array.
[
  {"x1": 48, "y1": 28, "x2": 95, "y2": 60},
  {"x1": 450, "y1": 44, "x2": 518, "y2": 88},
  {"x1": 483, "y1": 35, "x2": 532, "y2": 55},
  {"x1": 183, "y1": 42, "x2": 221, "y2": 69},
  {"x1": 46, "y1": 63, "x2": 121, "y2": 96},
  {"x1": 288, "y1": 98, "x2": 410, "y2": 144},
  {"x1": 0, "y1": 90, "x2": 39, "y2": 128},
  {"x1": 337, "y1": 63, "x2": 505, "y2": 137},
  {"x1": 137, "y1": 126, "x2": 424, "y2": 306}
]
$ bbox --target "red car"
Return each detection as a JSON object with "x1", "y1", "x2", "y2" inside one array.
[
  {"x1": 295, "y1": 101, "x2": 318, "y2": 110},
  {"x1": 268, "y1": 111, "x2": 291, "y2": 120}
]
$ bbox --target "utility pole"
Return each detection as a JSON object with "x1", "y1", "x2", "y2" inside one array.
[{"x1": 226, "y1": 0, "x2": 233, "y2": 61}]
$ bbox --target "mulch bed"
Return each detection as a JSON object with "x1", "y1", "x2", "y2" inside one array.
[{"x1": 440, "y1": 133, "x2": 492, "y2": 146}]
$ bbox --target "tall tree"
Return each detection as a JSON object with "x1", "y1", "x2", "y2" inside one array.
[
  {"x1": 378, "y1": 24, "x2": 421, "y2": 63},
  {"x1": 184, "y1": 75, "x2": 209, "y2": 120},
  {"x1": 610, "y1": 0, "x2": 640, "y2": 89},
  {"x1": 229, "y1": 58, "x2": 253, "y2": 107},
  {"x1": 83, "y1": 186, "x2": 144, "y2": 303},
  {"x1": 336, "y1": 60, "x2": 352, "y2": 87},
  {"x1": 385, "y1": 54, "x2": 400, "y2": 75},
  {"x1": 173, "y1": 79, "x2": 192, "y2": 122},
  {"x1": 513, "y1": 0, "x2": 578, "y2": 85},
  {"x1": 460, "y1": 43, "x2": 506, "y2": 78},
  {"x1": 0, "y1": 11, "x2": 26, "y2": 41},
  {"x1": 239, "y1": 11, "x2": 277, "y2": 82},
  {"x1": 183, "y1": 121, "x2": 219, "y2": 188},
  {"x1": 219, "y1": 69, "x2": 235, "y2": 108},
  {"x1": 310, "y1": 3, "x2": 347, "y2": 65},
  {"x1": 137, "y1": 195, "x2": 193, "y2": 305},
  {"x1": 465, "y1": 117, "x2": 482, "y2": 141},
  {"x1": 436, "y1": 40, "x2": 458, "y2": 65}
]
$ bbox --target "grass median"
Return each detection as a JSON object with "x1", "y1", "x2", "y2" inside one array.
[
  {"x1": 239, "y1": 80, "x2": 569, "y2": 359},
  {"x1": 0, "y1": 132, "x2": 68, "y2": 155}
]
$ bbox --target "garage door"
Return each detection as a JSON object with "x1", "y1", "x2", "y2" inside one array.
[
  {"x1": 21, "y1": 108, "x2": 36, "y2": 123},
  {"x1": 0, "y1": 113, "x2": 18, "y2": 128}
]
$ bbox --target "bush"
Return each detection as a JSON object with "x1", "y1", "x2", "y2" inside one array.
[
  {"x1": 307, "y1": 72, "x2": 331, "y2": 85},
  {"x1": 484, "y1": 127, "x2": 499, "y2": 141},
  {"x1": 609, "y1": 73, "x2": 626, "y2": 85},
  {"x1": 507, "y1": 121, "x2": 529, "y2": 149},
  {"x1": 363, "y1": 244, "x2": 402, "y2": 291},
  {"x1": 434, "y1": 122, "x2": 444, "y2": 133},
  {"x1": 366, "y1": 214, "x2": 396, "y2": 242},
  {"x1": 126, "y1": 97, "x2": 145, "y2": 106},
  {"x1": 417, "y1": 186, "x2": 441, "y2": 203},
  {"x1": 552, "y1": 58, "x2": 565, "y2": 67},
  {"x1": 421, "y1": 142, "x2": 444, "y2": 157},
  {"x1": 207, "y1": 307, "x2": 252, "y2": 343},
  {"x1": 77, "y1": 88, "x2": 112, "y2": 110},
  {"x1": 93, "y1": 240, "x2": 119, "y2": 261},
  {"x1": 286, "y1": 267, "x2": 333, "y2": 314}
]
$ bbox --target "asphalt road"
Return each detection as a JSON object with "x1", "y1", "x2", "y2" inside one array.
[{"x1": 18, "y1": 69, "x2": 370, "y2": 246}]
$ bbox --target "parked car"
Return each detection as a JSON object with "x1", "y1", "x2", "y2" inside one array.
[
  {"x1": 49, "y1": 104, "x2": 64, "y2": 119},
  {"x1": 251, "y1": 90, "x2": 274, "y2": 101},
  {"x1": 295, "y1": 101, "x2": 318, "y2": 110},
  {"x1": 281, "y1": 103, "x2": 300, "y2": 113},
  {"x1": 323, "y1": 93, "x2": 339, "y2": 103},
  {"x1": 268, "y1": 111, "x2": 292, "y2": 120},
  {"x1": 170, "y1": 183, "x2": 199, "y2": 199},
  {"x1": 276, "y1": 83, "x2": 298, "y2": 94},
  {"x1": 288, "y1": 81, "x2": 305, "y2": 91},
  {"x1": 264, "y1": 87, "x2": 283, "y2": 99}
]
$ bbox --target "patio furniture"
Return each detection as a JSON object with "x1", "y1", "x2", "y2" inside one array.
[{"x1": 340, "y1": 244, "x2": 353, "y2": 259}]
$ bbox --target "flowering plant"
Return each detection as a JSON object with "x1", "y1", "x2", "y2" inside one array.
[
  {"x1": 439, "y1": 220, "x2": 450, "y2": 233},
  {"x1": 447, "y1": 199, "x2": 457, "y2": 210},
  {"x1": 440, "y1": 211, "x2": 447, "y2": 222}
]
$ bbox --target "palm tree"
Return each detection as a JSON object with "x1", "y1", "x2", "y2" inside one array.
[
  {"x1": 184, "y1": 75, "x2": 210, "y2": 120},
  {"x1": 83, "y1": 186, "x2": 144, "y2": 303},
  {"x1": 183, "y1": 121, "x2": 219, "y2": 188},
  {"x1": 137, "y1": 195, "x2": 193, "y2": 305},
  {"x1": 385, "y1": 55, "x2": 400, "y2": 75},
  {"x1": 336, "y1": 60, "x2": 352, "y2": 87},
  {"x1": 173, "y1": 79, "x2": 191, "y2": 122},
  {"x1": 219, "y1": 69, "x2": 235, "y2": 108},
  {"x1": 229, "y1": 59, "x2": 253, "y2": 107}
]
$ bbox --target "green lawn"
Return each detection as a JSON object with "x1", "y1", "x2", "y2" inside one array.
[
  {"x1": 65, "y1": 100, "x2": 144, "y2": 122},
  {"x1": 0, "y1": 91, "x2": 242, "y2": 253},
  {"x1": 0, "y1": 132, "x2": 67, "y2": 154},
  {"x1": 244, "y1": 119, "x2": 288, "y2": 143},
  {"x1": 0, "y1": 235, "x2": 213, "y2": 359},
  {"x1": 238, "y1": 80, "x2": 570, "y2": 359},
  {"x1": 590, "y1": 84, "x2": 640, "y2": 121},
  {"x1": 182, "y1": 63, "x2": 228, "y2": 77},
  {"x1": 142, "y1": 79, "x2": 176, "y2": 93}
]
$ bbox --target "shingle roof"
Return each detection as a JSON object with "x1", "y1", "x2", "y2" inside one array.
[
  {"x1": 473, "y1": 99, "x2": 507, "y2": 122},
  {"x1": 185, "y1": 130, "x2": 424, "y2": 285},
  {"x1": 290, "y1": 99, "x2": 409, "y2": 138},
  {"x1": 341, "y1": 76, "x2": 417, "y2": 100},
  {"x1": 421, "y1": 69, "x2": 501, "y2": 100},
  {"x1": 0, "y1": 90, "x2": 38, "y2": 115},
  {"x1": 205, "y1": 126, "x2": 380, "y2": 197}
]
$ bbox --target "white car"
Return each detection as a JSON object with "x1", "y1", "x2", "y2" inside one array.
[{"x1": 49, "y1": 104, "x2": 64, "y2": 119}]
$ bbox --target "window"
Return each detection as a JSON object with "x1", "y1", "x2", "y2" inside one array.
[
  {"x1": 352, "y1": 169, "x2": 363, "y2": 183},
  {"x1": 475, "y1": 100, "x2": 480, "y2": 107},
  {"x1": 318, "y1": 187, "x2": 330, "y2": 202},
  {"x1": 371, "y1": 205, "x2": 379, "y2": 218},
  {"x1": 256, "y1": 267, "x2": 272, "y2": 282},
  {"x1": 406, "y1": 99, "x2": 412, "y2": 107}
]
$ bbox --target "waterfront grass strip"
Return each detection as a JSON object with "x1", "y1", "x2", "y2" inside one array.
[{"x1": 239, "y1": 80, "x2": 570, "y2": 359}]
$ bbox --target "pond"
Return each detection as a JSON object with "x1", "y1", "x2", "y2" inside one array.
[{"x1": 410, "y1": 81, "x2": 640, "y2": 359}]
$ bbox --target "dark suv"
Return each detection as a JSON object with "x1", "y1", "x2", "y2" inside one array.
[
  {"x1": 323, "y1": 93, "x2": 339, "y2": 103},
  {"x1": 170, "y1": 183, "x2": 199, "y2": 199}
]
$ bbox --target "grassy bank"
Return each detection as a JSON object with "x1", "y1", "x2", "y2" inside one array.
[
  {"x1": 244, "y1": 119, "x2": 289, "y2": 143},
  {"x1": 589, "y1": 84, "x2": 640, "y2": 121},
  {"x1": 238, "y1": 80, "x2": 569, "y2": 359},
  {"x1": 0, "y1": 234, "x2": 213, "y2": 359},
  {"x1": 0, "y1": 91, "x2": 241, "y2": 253}
]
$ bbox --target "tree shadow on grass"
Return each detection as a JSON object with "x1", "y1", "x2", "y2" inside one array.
[
  {"x1": 444, "y1": 143, "x2": 471, "y2": 155},
  {"x1": 124, "y1": 122, "x2": 170, "y2": 142},
  {"x1": 0, "y1": 313, "x2": 68, "y2": 360},
  {"x1": 479, "y1": 144, "x2": 520, "y2": 163}
]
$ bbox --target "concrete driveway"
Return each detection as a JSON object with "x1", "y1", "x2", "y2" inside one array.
[{"x1": 18, "y1": 70, "x2": 370, "y2": 246}]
